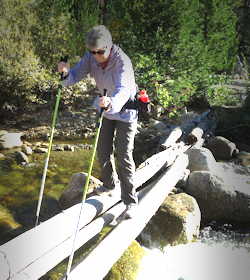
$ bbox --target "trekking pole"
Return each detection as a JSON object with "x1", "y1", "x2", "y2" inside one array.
[
  {"x1": 35, "y1": 56, "x2": 69, "y2": 227},
  {"x1": 65, "y1": 89, "x2": 108, "y2": 279}
]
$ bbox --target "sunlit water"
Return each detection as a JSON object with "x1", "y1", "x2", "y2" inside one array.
[
  {"x1": 1, "y1": 137, "x2": 250, "y2": 279},
  {"x1": 137, "y1": 225, "x2": 250, "y2": 280}
]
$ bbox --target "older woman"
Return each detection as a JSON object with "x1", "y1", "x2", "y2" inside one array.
[{"x1": 58, "y1": 25, "x2": 138, "y2": 219}]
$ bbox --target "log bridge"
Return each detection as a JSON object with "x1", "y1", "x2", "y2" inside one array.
[{"x1": 0, "y1": 110, "x2": 213, "y2": 280}]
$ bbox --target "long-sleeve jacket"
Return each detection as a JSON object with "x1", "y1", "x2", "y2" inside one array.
[{"x1": 63, "y1": 44, "x2": 137, "y2": 123}]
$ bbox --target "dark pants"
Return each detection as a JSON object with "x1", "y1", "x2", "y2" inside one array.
[{"x1": 97, "y1": 117, "x2": 138, "y2": 206}]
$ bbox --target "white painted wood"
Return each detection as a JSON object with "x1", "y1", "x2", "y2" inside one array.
[
  {"x1": 10, "y1": 183, "x2": 158, "y2": 280},
  {"x1": 1, "y1": 145, "x2": 189, "y2": 280},
  {"x1": 161, "y1": 125, "x2": 183, "y2": 148},
  {"x1": 60, "y1": 154, "x2": 189, "y2": 280}
]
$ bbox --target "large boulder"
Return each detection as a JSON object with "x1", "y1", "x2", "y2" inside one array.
[
  {"x1": 138, "y1": 193, "x2": 201, "y2": 247},
  {"x1": 186, "y1": 171, "x2": 250, "y2": 223},
  {"x1": 185, "y1": 147, "x2": 217, "y2": 173},
  {"x1": 58, "y1": 172, "x2": 102, "y2": 210},
  {"x1": 0, "y1": 130, "x2": 23, "y2": 149},
  {"x1": 206, "y1": 136, "x2": 237, "y2": 160}
]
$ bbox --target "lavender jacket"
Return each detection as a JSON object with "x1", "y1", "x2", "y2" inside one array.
[{"x1": 63, "y1": 44, "x2": 137, "y2": 123}]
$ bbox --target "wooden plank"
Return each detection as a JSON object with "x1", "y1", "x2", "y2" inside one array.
[
  {"x1": 10, "y1": 182, "x2": 158, "y2": 280},
  {"x1": 60, "y1": 154, "x2": 189, "y2": 280}
]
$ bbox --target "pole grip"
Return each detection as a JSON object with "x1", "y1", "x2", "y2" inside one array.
[
  {"x1": 100, "y1": 89, "x2": 108, "y2": 117},
  {"x1": 60, "y1": 55, "x2": 69, "y2": 80},
  {"x1": 103, "y1": 88, "x2": 108, "y2": 97}
]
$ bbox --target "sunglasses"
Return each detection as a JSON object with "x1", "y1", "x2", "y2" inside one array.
[{"x1": 89, "y1": 47, "x2": 107, "y2": 55}]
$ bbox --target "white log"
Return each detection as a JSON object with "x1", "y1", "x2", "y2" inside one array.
[
  {"x1": 160, "y1": 126, "x2": 184, "y2": 149},
  {"x1": 60, "y1": 153, "x2": 189, "y2": 280},
  {"x1": 180, "y1": 109, "x2": 211, "y2": 143},
  {"x1": 1, "y1": 146, "x2": 186, "y2": 280},
  {"x1": 10, "y1": 182, "x2": 158, "y2": 280}
]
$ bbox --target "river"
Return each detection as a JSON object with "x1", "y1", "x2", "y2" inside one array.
[
  {"x1": 137, "y1": 224, "x2": 250, "y2": 280},
  {"x1": 0, "y1": 137, "x2": 250, "y2": 279}
]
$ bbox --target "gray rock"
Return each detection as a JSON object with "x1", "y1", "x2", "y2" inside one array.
[
  {"x1": 154, "y1": 122, "x2": 167, "y2": 130},
  {"x1": 21, "y1": 144, "x2": 33, "y2": 155},
  {"x1": 139, "y1": 193, "x2": 201, "y2": 247},
  {"x1": 186, "y1": 171, "x2": 250, "y2": 223},
  {"x1": 34, "y1": 147, "x2": 47, "y2": 153},
  {"x1": 185, "y1": 147, "x2": 217, "y2": 173},
  {"x1": 15, "y1": 151, "x2": 29, "y2": 164},
  {"x1": 150, "y1": 105, "x2": 162, "y2": 119},
  {"x1": 58, "y1": 172, "x2": 102, "y2": 210},
  {"x1": 0, "y1": 130, "x2": 23, "y2": 149},
  {"x1": 206, "y1": 136, "x2": 237, "y2": 160}
]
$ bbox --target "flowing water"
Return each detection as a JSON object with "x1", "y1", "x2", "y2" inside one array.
[
  {"x1": 137, "y1": 224, "x2": 250, "y2": 280},
  {"x1": 0, "y1": 137, "x2": 250, "y2": 279}
]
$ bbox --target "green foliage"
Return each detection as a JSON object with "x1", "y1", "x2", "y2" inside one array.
[
  {"x1": 0, "y1": 0, "x2": 46, "y2": 104},
  {"x1": 0, "y1": 0, "x2": 245, "y2": 113},
  {"x1": 0, "y1": 0, "x2": 99, "y2": 107},
  {"x1": 32, "y1": 0, "x2": 99, "y2": 72},
  {"x1": 105, "y1": 0, "x2": 239, "y2": 114},
  {"x1": 235, "y1": 0, "x2": 250, "y2": 55}
]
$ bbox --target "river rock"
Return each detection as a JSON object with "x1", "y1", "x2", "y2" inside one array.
[
  {"x1": 34, "y1": 147, "x2": 47, "y2": 153},
  {"x1": 0, "y1": 130, "x2": 23, "y2": 149},
  {"x1": 0, "y1": 205, "x2": 22, "y2": 243},
  {"x1": 185, "y1": 147, "x2": 217, "y2": 173},
  {"x1": 153, "y1": 121, "x2": 167, "y2": 130},
  {"x1": 138, "y1": 193, "x2": 201, "y2": 248},
  {"x1": 15, "y1": 151, "x2": 29, "y2": 164},
  {"x1": 151, "y1": 104, "x2": 162, "y2": 119},
  {"x1": 186, "y1": 171, "x2": 250, "y2": 224},
  {"x1": 206, "y1": 136, "x2": 237, "y2": 160},
  {"x1": 21, "y1": 144, "x2": 33, "y2": 155},
  {"x1": 153, "y1": 193, "x2": 201, "y2": 245},
  {"x1": 58, "y1": 172, "x2": 102, "y2": 210},
  {"x1": 106, "y1": 240, "x2": 146, "y2": 280},
  {"x1": 231, "y1": 151, "x2": 250, "y2": 168}
]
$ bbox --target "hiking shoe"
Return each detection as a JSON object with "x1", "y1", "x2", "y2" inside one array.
[
  {"x1": 94, "y1": 185, "x2": 116, "y2": 197},
  {"x1": 123, "y1": 204, "x2": 137, "y2": 220}
]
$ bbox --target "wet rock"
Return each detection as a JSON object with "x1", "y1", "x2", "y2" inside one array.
[
  {"x1": 15, "y1": 151, "x2": 29, "y2": 164},
  {"x1": 105, "y1": 240, "x2": 146, "y2": 280},
  {"x1": 58, "y1": 172, "x2": 102, "y2": 210},
  {"x1": 185, "y1": 147, "x2": 217, "y2": 173},
  {"x1": 206, "y1": 136, "x2": 237, "y2": 160},
  {"x1": 0, "y1": 205, "x2": 21, "y2": 236},
  {"x1": 34, "y1": 147, "x2": 47, "y2": 153},
  {"x1": 186, "y1": 171, "x2": 250, "y2": 223}
]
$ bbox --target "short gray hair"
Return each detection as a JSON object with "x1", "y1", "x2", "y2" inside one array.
[{"x1": 86, "y1": 25, "x2": 112, "y2": 50}]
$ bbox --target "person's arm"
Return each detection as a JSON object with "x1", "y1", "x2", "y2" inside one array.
[
  {"x1": 106, "y1": 56, "x2": 136, "y2": 114},
  {"x1": 58, "y1": 52, "x2": 92, "y2": 87}
]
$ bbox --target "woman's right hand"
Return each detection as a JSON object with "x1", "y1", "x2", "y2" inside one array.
[{"x1": 58, "y1": 61, "x2": 70, "y2": 76}]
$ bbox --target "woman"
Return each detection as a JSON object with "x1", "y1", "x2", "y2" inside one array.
[{"x1": 58, "y1": 25, "x2": 138, "y2": 219}]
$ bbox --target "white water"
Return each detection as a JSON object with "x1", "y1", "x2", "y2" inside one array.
[{"x1": 137, "y1": 225, "x2": 250, "y2": 280}]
